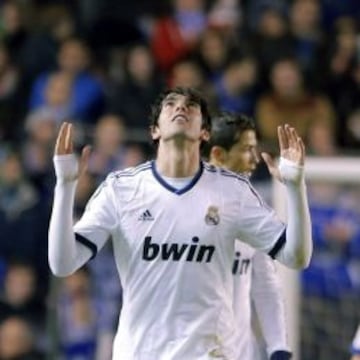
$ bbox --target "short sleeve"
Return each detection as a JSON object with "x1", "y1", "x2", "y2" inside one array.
[
  {"x1": 74, "y1": 178, "x2": 118, "y2": 256},
  {"x1": 236, "y1": 183, "x2": 285, "y2": 254}
]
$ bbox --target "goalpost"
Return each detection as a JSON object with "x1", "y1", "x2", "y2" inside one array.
[{"x1": 272, "y1": 156, "x2": 360, "y2": 360}]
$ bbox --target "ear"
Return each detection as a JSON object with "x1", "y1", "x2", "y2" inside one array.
[
  {"x1": 200, "y1": 129, "x2": 210, "y2": 142},
  {"x1": 209, "y1": 146, "x2": 227, "y2": 166},
  {"x1": 150, "y1": 125, "x2": 160, "y2": 141}
]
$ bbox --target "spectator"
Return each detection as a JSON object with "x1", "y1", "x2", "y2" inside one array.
[
  {"x1": 256, "y1": 57, "x2": 336, "y2": 153},
  {"x1": 87, "y1": 114, "x2": 128, "y2": 183},
  {"x1": 29, "y1": 37, "x2": 105, "y2": 124},
  {"x1": 249, "y1": 6, "x2": 294, "y2": 86},
  {"x1": 194, "y1": 28, "x2": 236, "y2": 82},
  {"x1": 0, "y1": 316, "x2": 45, "y2": 360},
  {"x1": 150, "y1": 0, "x2": 208, "y2": 72},
  {"x1": 213, "y1": 55, "x2": 258, "y2": 115},
  {"x1": 0, "y1": 44, "x2": 21, "y2": 142},
  {"x1": 57, "y1": 267, "x2": 98, "y2": 360},
  {"x1": 0, "y1": 261, "x2": 45, "y2": 336},
  {"x1": 26, "y1": 71, "x2": 74, "y2": 128},
  {"x1": 106, "y1": 43, "x2": 164, "y2": 137},
  {"x1": 289, "y1": 0, "x2": 325, "y2": 83},
  {"x1": 0, "y1": 148, "x2": 50, "y2": 293},
  {"x1": 321, "y1": 16, "x2": 360, "y2": 148}
]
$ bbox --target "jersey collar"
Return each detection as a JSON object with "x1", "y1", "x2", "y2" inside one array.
[{"x1": 151, "y1": 160, "x2": 204, "y2": 195}]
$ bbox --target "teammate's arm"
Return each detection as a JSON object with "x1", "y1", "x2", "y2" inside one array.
[
  {"x1": 262, "y1": 124, "x2": 312, "y2": 269},
  {"x1": 250, "y1": 253, "x2": 292, "y2": 359}
]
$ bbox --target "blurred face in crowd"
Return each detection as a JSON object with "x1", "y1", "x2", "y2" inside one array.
[
  {"x1": 0, "y1": 153, "x2": 22, "y2": 185},
  {"x1": 45, "y1": 72, "x2": 72, "y2": 107},
  {"x1": 63, "y1": 269, "x2": 90, "y2": 297},
  {"x1": 271, "y1": 59, "x2": 303, "y2": 98},
  {"x1": 199, "y1": 29, "x2": 227, "y2": 69},
  {"x1": 1, "y1": 2, "x2": 23, "y2": 33},
  {"x1": 224, "y1": 58, "x2": 257, "y2": 93},
  {"x1": 94, "y1": 115, "x2": 126, "y2": 155},
  {"x1": 0, "y1": 317, "x2": 34, "y2": 359},
  {"x1": 258, "y1": 9, "x2": 286, "y2": 38},
  {"x1": 127, "y1": 45, "x2": 155, "y2": 83},
  {"x1": 171, "y1": 60, "x2": 204, "y2": 89},
  {"x1": 290, "y1": 0, "x2": 320, "y2": 33},
  {"x1": 58, "y1": 39, "x2": 90, "y2": 74},
  {"x1": 4, "y1": 265, "x2": 36, "y2": 306}
]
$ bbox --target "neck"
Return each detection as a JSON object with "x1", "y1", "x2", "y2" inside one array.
[{"x1": 155, "y1": 142, "x2": 201, "y2": 177}]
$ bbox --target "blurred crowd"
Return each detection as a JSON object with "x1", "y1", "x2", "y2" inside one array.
[{"x1": 0, "y1": 0, "x2": 359, "y2": 359}]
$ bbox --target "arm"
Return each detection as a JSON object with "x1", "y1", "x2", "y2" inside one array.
[
  {"x1": 262, "y1": 125, "x2": 312, "y2": 269},
  {"x1": 250, "y1": 252, "x2": 292, "y2": 359},
  {"x1": 48, "y1": 123, "x2": 109, "y2": 276},
  {"x1": 351, "y1": 325, "x2": 360, "y2": 360}
]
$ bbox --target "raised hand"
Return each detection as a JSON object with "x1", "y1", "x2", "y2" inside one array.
[
  {"x1": 54, "y1": 122, "x2": 91, "y2": 180},
  {"x1": 261, "y1": 124, "x2": 305, "y2": 183},
  {"x1": 55, "y1": 122, "x2": 74, "y2": 155},
  {"x1": 277, "y1": 124, "x2": 305, "y2": 166}
]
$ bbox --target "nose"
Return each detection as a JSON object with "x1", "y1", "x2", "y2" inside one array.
[
  {"x1": 175, "y1": 99, "x2": 187, "y2": 112},
  {"x1": 252, "y1": 148, "x2": 260, "y2": 164}
]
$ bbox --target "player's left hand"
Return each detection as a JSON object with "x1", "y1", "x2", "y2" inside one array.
[
  {"x1": 54, "y1": 122, "x2": 91, "y2": 181},
  {"x1": 261, "y1": 124, "x2": 305, "y2": 182}
]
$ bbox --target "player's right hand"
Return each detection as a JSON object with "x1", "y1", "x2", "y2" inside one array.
[{"x1": 54, "y1": 122, "x2": 91, "y2": 182}]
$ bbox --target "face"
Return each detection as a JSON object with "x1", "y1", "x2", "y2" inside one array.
[
  {"x1": 151, "y1": 93, "x2": 209, "y2": 145},
  {"x1": 58, "y1": 41, "x2": 89, "y2": 73},
  {"x1": 224, "y1": 129, "x2": 259, "y2": 175},
  {"x1": 271, "y1": 60, "x2": 302, "y2": 97}
]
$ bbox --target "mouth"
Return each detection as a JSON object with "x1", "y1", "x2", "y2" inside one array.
[{"x1": 172, "y1": 114, "x2": 188, "y2": 122}]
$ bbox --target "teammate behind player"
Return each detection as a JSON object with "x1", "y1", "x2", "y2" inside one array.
[
  {"x1": 206, "y1": 112, "x2": 292, "y2": 360},
  {"x1": 48, "y1": 87, "x2": 312, "y2": 359}
]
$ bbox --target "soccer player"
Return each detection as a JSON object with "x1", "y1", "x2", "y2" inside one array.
[
  {"x1": 48, "y1": 87, "x2": 312, "y2": 359},
  {"x1": 351, "y1": 324, "x2": 360, "y2": 360},
  {"x1": 206, "y1": 112, "x2": 292, "y2": 360}
]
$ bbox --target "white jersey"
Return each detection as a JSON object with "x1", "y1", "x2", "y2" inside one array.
[
  {"x1": 73, "y1": 161, "x2": 286, "y2": 360},
  {"x1": 232, "y1": 242, "x2": 290, "y2": 360},
  {"x1": 352, "y1": 324, "x2": 360, "y2": 355}
]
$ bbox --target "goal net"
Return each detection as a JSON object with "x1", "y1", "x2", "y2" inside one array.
[{"x1": 273, "y1": 156, "x2": 360, "y2": 360}]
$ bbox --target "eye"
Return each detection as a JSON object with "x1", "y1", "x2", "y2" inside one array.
[{"x1": 187, "y1": 101, "x2": 199, "y2": 108}]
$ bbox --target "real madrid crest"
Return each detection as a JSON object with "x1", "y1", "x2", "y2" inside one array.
[{"x1": 205, "y1": 206, "x2": 220, "y2": 225}]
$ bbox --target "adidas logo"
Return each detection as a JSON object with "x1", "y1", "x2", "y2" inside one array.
[{"x1": 138, "y1": 209, "x2": 154, "y2": 221}]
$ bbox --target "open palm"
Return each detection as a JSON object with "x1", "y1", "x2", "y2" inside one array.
[{"x1": 261, "y1": 124, "x2": 305, "y2": 182}]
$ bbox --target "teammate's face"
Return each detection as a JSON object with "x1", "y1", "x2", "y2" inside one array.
[
  {"x1": 225, "y1": 129, "x2": 259, "y2": 176},
  {"x1": 151, "y1": 93, "x2": 209, "y2": 144}
]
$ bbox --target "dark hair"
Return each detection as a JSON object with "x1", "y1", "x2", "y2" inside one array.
[
  {"x1": 149, "y1": 87, "x2": 211, "y2": 146},
  {"x1": 203, "y1": 111, "x2": 256, "y2": 157}
]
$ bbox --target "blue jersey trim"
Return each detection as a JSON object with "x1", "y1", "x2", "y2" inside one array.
[
  {"x1": 75, "y1": 233, "x2": 97, "y2": 260},
  {"x1": 269, "y1": 229, "x2": 286, "y2": 259},
  {"x1": 151, "y1": 160, "x2": 204, "y2": 195}
]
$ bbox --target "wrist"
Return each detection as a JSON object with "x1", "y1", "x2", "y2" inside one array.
[
  {"x1": 279, "y1": 157, "x2": 304, "y2": 185},
  {"x1": 53, "y1": 153, "x2": 79, "y2": 182}
]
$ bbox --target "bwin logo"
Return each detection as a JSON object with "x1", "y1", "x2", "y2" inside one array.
[
  {"x1": 142, "y1": 236, "x2": 215, "y2": 262},
  {"x1": 232, "y1": 252, "x2": 251, "y2": 275}
]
